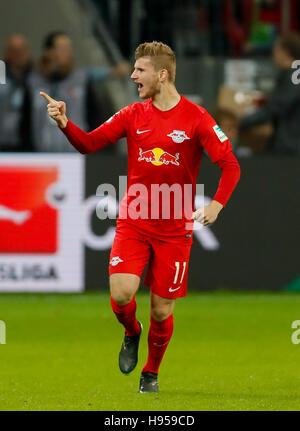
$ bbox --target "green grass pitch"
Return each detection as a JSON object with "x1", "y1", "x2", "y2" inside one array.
[{"x1": 0, "y1": 291, "x2": 300, "y2": 411}]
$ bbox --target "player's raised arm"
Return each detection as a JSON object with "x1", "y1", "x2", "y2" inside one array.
[
  {"x1": 40, "y1": 92, "x2": 68, "y2": 128},
  {"x1": 40, "y1": 92, "x2": 129, "y2": 155},
  {"x1": 192, "y1": 109, "x2": 241, "y2": 226}
]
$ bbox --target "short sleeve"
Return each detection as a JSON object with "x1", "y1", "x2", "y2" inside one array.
[{"x1": 196, "y1": 108, "x2": 232, "y2": 163}]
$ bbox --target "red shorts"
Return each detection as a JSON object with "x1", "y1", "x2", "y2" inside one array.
[{"x1": 109, "y1": 221, "x2": 192, "y2": 299}]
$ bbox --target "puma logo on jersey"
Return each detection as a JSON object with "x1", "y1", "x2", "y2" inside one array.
[{"x1": 167, "y1": 130, "x2": 190, "y2": 143}]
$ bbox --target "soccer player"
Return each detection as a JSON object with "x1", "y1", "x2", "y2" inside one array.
[{"x1": 40, "y1": 41, "x2": 241, "y2": 393}]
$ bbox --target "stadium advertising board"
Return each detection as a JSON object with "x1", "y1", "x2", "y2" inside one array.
[{"x1": 0, "y1": 154, "x2": 85, "y2": 292}]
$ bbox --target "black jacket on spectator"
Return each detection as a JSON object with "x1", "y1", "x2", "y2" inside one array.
[
  {"x1": 0, "y1": 65, "x2": 33, "y2": 152},
  {"x1": 240, "y1": 68, "x2": 300, "y2": 156}
]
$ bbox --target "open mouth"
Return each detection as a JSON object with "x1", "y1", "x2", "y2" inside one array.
[{"x1": 138, "y1": 83, "x2": 143, "y2": 91}]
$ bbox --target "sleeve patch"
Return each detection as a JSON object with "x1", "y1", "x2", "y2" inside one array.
[{"x1": 213, "y1": 125, "x2": 228, "y2": 143}]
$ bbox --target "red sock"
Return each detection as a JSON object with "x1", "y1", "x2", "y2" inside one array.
[
  {"x1": 142, "y1": 314, "x2": 174, "y2": 375},
  {"x1": 110, "y1": 295, "x2": 141, "y2": 336}
]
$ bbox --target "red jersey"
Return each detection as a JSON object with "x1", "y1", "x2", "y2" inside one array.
[{"x1": 61, "y1": 95, "x2": 240, "y2": 241}]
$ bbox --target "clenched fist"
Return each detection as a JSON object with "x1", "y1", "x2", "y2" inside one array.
[
  {"x1": 40, "y1": 91, "x2": 68, "y2": 128},
  {"x1": 191, "y1": 200, "x2": 223, "y2": 226}
]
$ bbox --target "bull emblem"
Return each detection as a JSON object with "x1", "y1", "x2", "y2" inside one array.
[{"x1": 167, "y1": 130, "x2": 190, "y2": 143}]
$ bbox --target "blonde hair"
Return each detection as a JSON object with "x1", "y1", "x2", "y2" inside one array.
[{"x1": 135, "y1": 41, "x2": 176, "y2": 83}]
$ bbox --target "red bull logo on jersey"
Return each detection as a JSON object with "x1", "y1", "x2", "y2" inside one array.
[
  {"x1": 167, "y1": 130, "x2": 190, "y2": 143},
  {"x1": 138, "y1": 147, "x2": 180, "y2": 166}
]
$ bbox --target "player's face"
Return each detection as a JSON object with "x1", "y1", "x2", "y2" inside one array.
[{"x1": 131, "y1": 57, "x2": 160, "y2": 99}]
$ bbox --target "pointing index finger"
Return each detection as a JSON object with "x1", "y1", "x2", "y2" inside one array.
[{"x1": 40, "y1": 91, "x2": 55, "y2": 103}]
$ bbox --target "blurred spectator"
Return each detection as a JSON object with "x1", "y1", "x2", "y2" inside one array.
[
  {"x1": 28, "y1": 31, "x2": 129, "y2": 152},
  {"x1": 243, "y1": 0, "x2": 279, "y2": 56},
  {"x1": 240, "y1": 32, "x2": 300, "y2": 156},
  {"x1": 0, "y1": 34, "x2": 33, "y2": 151},
  {"x1": 223, "y1": 0, "x2": 253, "y2": 57},
  {"x1": 140, "y1": 0, "x2": 174, "y2": 52},
  {"x1": 207, "y1": 0, "x2": 228, "y2": 56}
]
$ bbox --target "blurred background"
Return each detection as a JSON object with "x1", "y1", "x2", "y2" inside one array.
[{"x1": 0, "y1": 0, "x2": 299, "y2": 293}]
